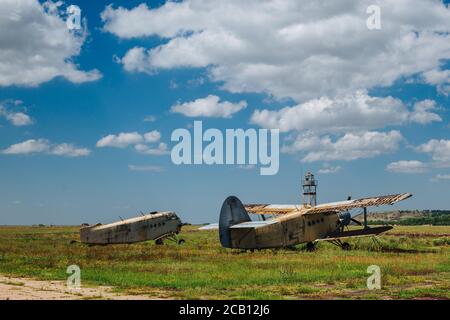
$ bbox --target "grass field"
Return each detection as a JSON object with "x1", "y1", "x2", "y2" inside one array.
[{"x1": 0, "y1": 225, "x2": 448, "y2": 299}]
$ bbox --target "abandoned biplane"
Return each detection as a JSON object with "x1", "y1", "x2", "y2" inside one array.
[
  {"x1": 219, "y1": 172, "x2": 412, "y2": 251},
  {"x1": 80, "y1": 211, "x2": 184, "y2": 245}
]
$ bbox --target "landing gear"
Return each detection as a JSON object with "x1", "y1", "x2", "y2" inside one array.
[
  {"x1": 155, "y1": 233, "x2": 185, "y2": 245},
  {"x1": 306, "y1": 242, "x2": 316, "y2": 252},
  {"x1": 328, "y1": 239, "x2": 352, "y2": 251}
]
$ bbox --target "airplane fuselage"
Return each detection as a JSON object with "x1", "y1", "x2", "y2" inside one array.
[{"x1": 228, "y1": 211, "x2": 340, "y2": 249}]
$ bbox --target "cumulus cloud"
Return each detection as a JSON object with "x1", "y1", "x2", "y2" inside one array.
[
  {"x1": 3, "y1": 139, "x2": 50, "y2": 154},
  {"x1": 143, "y1": 130, "x2": 161, "y2": 143},
  {"x1": 408, "y1": 100, "x2": 442, "y2": 124},
  {"x1": 0, "y1": 107, "x2": 32, "y2": 127},
  {"x1": 0, "y1": 100, "x2": 33, "y2": 126},
  {"x1": 96, "y1": 132, "x2": 144, "y2": 148},
  {"x1": 0, "y1": 0, "x2": 101, "y2": 87},
  {"x1": 251, "y1": 91, "x2": 440, "y2": 133},
  {"x1": 251, "y1": 91, "x2": 406, "y2": 133},
  {"x1": 2, "y1": 139, "x2": 90, "y2": 157},
  {"x1": 4, "y1": 112, "x2": 32, "y2": 126},
  {"x1": 134, "y1": 142, "x2": 170, "y2": 155},
  {"x1": 171, "y1": 95, "x2": 247, "y2": 118},
  {"x1": 96, "y1": 130, "x2": 168, "y2": 156},
  {"x1": 421, "y1": 69, "x2": 450, "y2": 95},
  {"x1": 416, "y1": 139, "x2": 450, "y2": 167},
  {"x1": 318, "y1": 165, "x2": 341, "y2": 174},
  {"x1": 283, "y1": 130, "x2": 403, "y2": 162},
  {"x1": 49, "y1": 143, "x2": 90, "y2": 157},
  {"x1": 102, "y1": 0, "x2": 450, "y2": 102},
  {"x1": 386, "y1": 160, "x2": 428, "y2": 173},
  {"x1": 118, "y1": 47, "x2": 155, "y2": 74}
]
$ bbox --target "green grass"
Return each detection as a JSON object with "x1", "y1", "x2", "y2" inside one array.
[{"x1": 0, "y1": 225, "x2": 448, "y2": 299}]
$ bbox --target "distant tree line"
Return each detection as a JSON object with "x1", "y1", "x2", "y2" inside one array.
[{"x1": 368, "y1": 211, "x2": 450, "y2": 226}]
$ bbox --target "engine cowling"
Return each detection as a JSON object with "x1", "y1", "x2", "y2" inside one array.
[{"x1": 338, "y1": 211, "x2": 351, "y2": 226}]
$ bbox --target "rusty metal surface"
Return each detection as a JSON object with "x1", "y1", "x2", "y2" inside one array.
[
  {"x1": 244, "y1": 193, "x2": 412, "y2": 216},
  {"x1": 303, "y1": 193, "x2": 412, "y2": 215},
  {"x1": 79, "y1": 211, "x2": 182, "y2": 244},
  {"x1": 244, "y1": 204, "x2": 304, "y2": 215}
]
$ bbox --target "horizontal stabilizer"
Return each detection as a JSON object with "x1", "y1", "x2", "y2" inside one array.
[
  {"x1": 198, "y1": 223, "x2": 219, "y2": 230},
  {"x1": 229, "y1": 220, "x2": 277, "y2": 229}
]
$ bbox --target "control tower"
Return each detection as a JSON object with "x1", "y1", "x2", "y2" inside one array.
[{"x1": 302, "y1": 172, "x2": 317, "y2": 207}]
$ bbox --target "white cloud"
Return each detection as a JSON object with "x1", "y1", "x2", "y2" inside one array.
[
  {"x1": 128, "y1": 165, "x2": 164, "y2": 172},
  {"x1": 251, "y1": 91, "x2": 408, "y2": 133},
  {"x1": 102, "y1": 0, "x2": 450, "y2": 102},
  {"x1": 0, "y1": 108, "x2": 32, "y2": 126},
  {"x1": 409, "y1": 100, "x2": 441, "y2": 124},
  {"x1": 96, "y1": 131, "x2": 162, "y2": 148},
  {"x1": 49, "y1": 143, "x2": 90, "y2": 157},
  {"x1": 0, "y1": 101, "x2": 33, "y2": 126},
  {"x1": 171, "y1": 95, "x2": 247, "y2": 118},
  {"x1": 251, "y1": 91, "x2": 441, "y2": 133},
  {"x1": 96, "y1": 130, "x2": 168, "y2": 156},
  {"x1": 432, "y1": 173, "x2": 450, "y2": 181},
  {"x1": 416, "y1": 139, "x2": 450, "y2": 167},
  {"x1": 386, "y1": 160, "x2": 428, "y2": 173},
  {"x1": 135, "y1": 142, "x2": 170, "y2": 155},
  {"x1": 3, "y1": 139, "x2": 50, "y2": 154},
  {"x1": 5, "y1": 112, "x2": 33, "y2": 126},
  {"x1": 143, "y1": 130, "x2": 161, "y2": 143},
  {"x1": 2, "y1": 139, "x2": 90, "y2": 157},
  {"x1": 0, "y1": 0, "x2": 101, "y2": 87},
  {"x1": 318, "y1": 165, "x2": 341, "y2": 174},
  {"x1": 118, "y1": 47, "x2": 155, "y2": 74},
  {"x1": 283, "y1": 130, "x2": 403, "y2": 162},
  {"x1": 96, "y1": 132, "x2": 144, "y2": 148},
  {"x1": 422, "y1": 69, "x2": 450, "y2": 95}
]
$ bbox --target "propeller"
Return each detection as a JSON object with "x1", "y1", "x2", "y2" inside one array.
[{"x1": 350, "y1": 218, "x2": 363, "y2": 226}]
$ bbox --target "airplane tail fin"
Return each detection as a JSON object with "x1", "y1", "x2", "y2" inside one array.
[{"x1": 219, "y1": 196, "x2": 251, "y2": 248}]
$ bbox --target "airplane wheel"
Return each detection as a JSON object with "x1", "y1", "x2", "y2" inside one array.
[
  {"x1": 306, "y1": 242, "x2": 316, "y2": 252},
  {"x1": 155, "y1": 239, "x2": 164, "y2": 245},
  {"x1": 177, "y1": 239, "x2": 185, "y2": 245},
  {"x1": 342, "y1": 242, "x2": 351, "y2": 251}
]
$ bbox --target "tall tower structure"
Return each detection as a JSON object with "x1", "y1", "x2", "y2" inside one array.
[{"x1": 302, "y1": 172, "x2": 317, "y2": 207}]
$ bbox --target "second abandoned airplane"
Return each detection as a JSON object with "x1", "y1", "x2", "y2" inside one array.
[
  {"x1": 80, "y1": 211, "x2": 184, "y2": 245},
  {"x1": 219, "y1": 172, "x2": 412, "y2": 251}
]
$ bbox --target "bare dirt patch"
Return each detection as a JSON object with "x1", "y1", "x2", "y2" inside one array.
[{"x1": 0, "y1": 275, "x2": 155, "y2": 300}]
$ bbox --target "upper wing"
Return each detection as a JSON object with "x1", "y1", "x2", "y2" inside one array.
[
  {"x1": 244, "y1": 204, "x2": 302, "y2": 215},
  {"x1": 303, "y1": 193, "x2": 412, "y2": 215}
]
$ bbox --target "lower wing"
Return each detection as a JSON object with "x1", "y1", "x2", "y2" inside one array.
[{"x1": 318, "y1": 226, "x2": 393, "y2": 241}]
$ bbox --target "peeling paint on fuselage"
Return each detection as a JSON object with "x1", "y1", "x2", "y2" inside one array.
[{"x1": 80, "y1": 212, "x2": 182, "y2": 245}]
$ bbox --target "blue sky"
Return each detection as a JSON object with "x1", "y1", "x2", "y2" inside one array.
[{"x1": 1, "y1": 0, "x2": 450, "y2": 225}]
